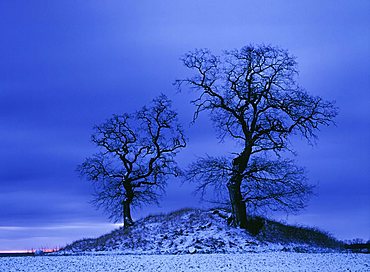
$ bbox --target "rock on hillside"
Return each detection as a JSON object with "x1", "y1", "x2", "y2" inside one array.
[{"x1": 57, "y1": 208, "x2": 342, "y2": 255}]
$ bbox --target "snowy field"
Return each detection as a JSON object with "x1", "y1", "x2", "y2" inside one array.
[{"x1": 0, "y1": 253, "x2": 369, "y2": 272}]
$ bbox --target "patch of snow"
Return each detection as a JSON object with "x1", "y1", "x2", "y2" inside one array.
[{"x1": 188, "y1": 246, "x2": 196, "y2": 254}]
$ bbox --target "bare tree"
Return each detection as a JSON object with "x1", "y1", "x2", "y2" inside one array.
[
  {"x1": 78, "y1": 95, "x2": 186, "y2": 227},
  {"x1": 177, "y1": 45, "x2": 337, "y2": 228}
]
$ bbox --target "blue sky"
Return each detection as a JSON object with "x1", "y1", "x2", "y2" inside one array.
[{"x1": 0, "y1": 0, "x2": 369, "y2": 251}]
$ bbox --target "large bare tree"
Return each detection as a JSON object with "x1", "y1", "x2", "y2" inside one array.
[
  {"x1": 177, "y1": 45, "x2": 337, "y2": 228},
  {"x1": 78, "y1": 95, "x2": 186, "y2": 227}
]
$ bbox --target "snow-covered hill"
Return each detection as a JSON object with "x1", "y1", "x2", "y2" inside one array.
[{"x1": 57, "y1": 208, "x2": 342, "y2": 255}]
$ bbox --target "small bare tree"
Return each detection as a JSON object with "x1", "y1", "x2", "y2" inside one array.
[
  {"x1": 78, "y1": 95, "x2": 186, "y2": 227},
  {"x1": 177, "y1": 45, "x2": 337, "y2": 228}
]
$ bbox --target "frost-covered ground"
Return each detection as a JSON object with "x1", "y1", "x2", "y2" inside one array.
[
  {"x1": 0, "y1": 253, "x2": 369, "y2": 272},
  {"x1": 5, "y1": 209, "x2": 362, "y2": 271},
  {"x1": 58, "y1": 209, "x2": 342, "y2": 255}
]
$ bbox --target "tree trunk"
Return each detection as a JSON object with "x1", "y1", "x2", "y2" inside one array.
[
  {"x1": 123, "y1": 200, "x2": 134, "y2": 228},
  {"x1": 227, "y1": 149, "x2": 250, "y2": 229},
  {"x1": 122, "y1": 182, "x2": 135, "y2": 228},
  {"x1": 227, "y1": 179, "x2": 247, "y2": 229}
]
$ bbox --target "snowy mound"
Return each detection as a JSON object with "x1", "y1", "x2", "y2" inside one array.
[{"x1": 57, "y1": 208, "x2": 342, "y2": 255}]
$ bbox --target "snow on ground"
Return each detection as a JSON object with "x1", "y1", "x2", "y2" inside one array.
[
  {"x1": 58, "y1": 209, "x2": 342, "y2": 255},
  {"x1": 7, "y1": 209, "x2": 362, "y2": 272},
  {"x1": 0, "y1": 253, "x2": 369, "y2": 272}
]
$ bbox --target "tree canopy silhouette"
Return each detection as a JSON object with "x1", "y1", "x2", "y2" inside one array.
[
  {"x1": 177, "y1": 45, "x2": 337, "y2": 228},
  {"x1": 78, "y1": 95, "x2": 186, "y2": 227}
]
